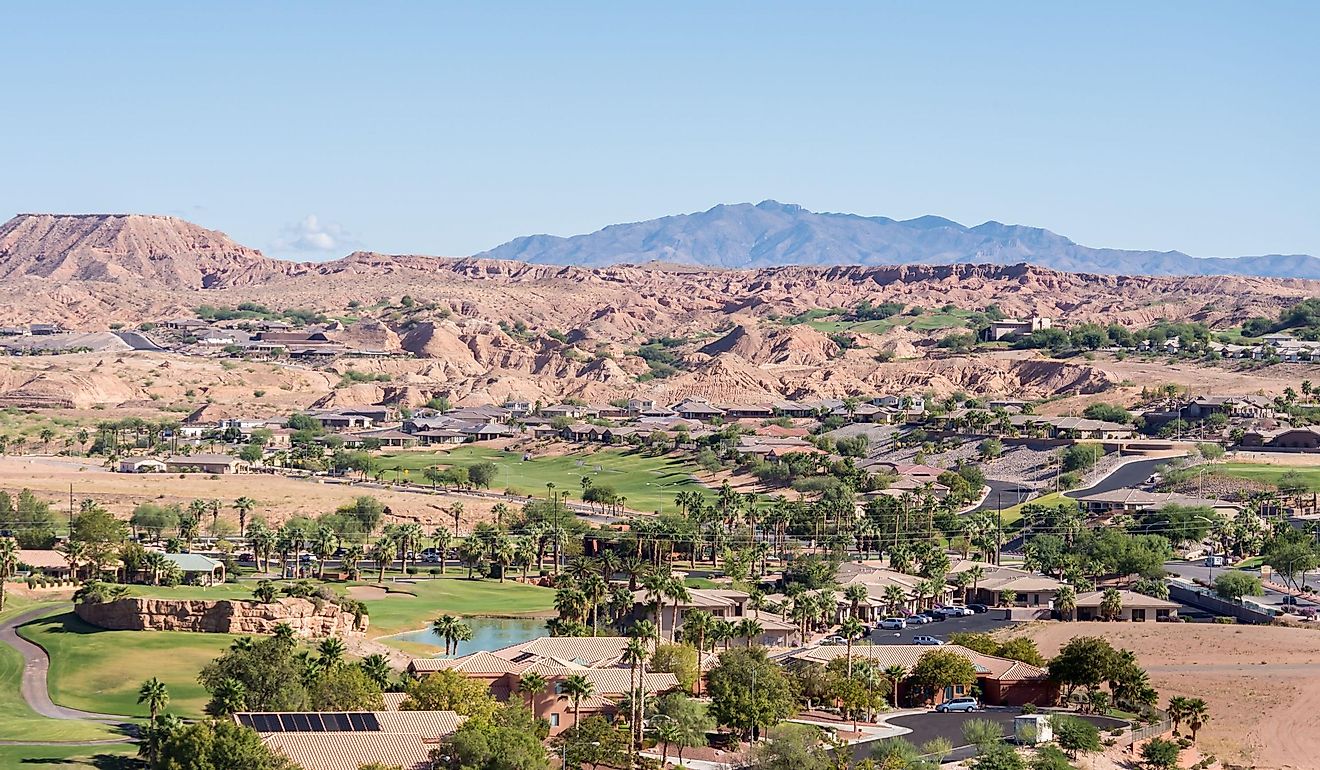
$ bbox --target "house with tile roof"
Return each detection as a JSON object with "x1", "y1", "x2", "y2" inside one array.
[
  {"x1": 1073, "y1": 589, "x2": 1180, "y2": 622},
  {"x1": 407, "y1": 637, "x2": 679, "y2": 735},
  {"x1": 779, "y1": 644, "x2": 1057, "y2": 707},
  {"x1": 237, "y1": 710, "x2": 463, "y2": 770}
]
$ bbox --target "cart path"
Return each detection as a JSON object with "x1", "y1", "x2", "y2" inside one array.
[{"x1": 0, "y1": 604, "x2": 131, "y2": 723}]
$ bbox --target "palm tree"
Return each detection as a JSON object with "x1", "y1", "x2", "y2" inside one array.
[
  {"x1": 56, "y1": 539, "x2": 86, "y2": 583},
  {"x1": 664, "y1": 576, "x2": 692, "y2": 643},
  {"x1": 342, "y1": 544, "x2": 364, "y2": 581},
  {"x1": 452, "y1": 621, "x2": 473, "y2": 655},
  {"x1": 312, "y1": 525, "x2": 337, "y2": 580},
  {"x1": 233, "y1": 497, "x2": 255, "y2": 537},
  {"x1": 844, "y1": 584, "x2": 870, "y2": 620},
  {"x1": 882, "y1": 585, "x2": 907, "y2": 616},
  {"x1": 622, "y1": 637, "x2": 649, "y2": 749},
  {"x1": 1166, "y1": 696, "x2": 1190, "y2": 734},
  {"x1": 1055, "y1": 585, "x2": 1077, "y2": 621},
  {"x1": 397, "y1": 523, "x2": 425, "y2": 576},
  {"x1": 371, "y1": 538, "x2": 394, "y2": 583},
  {"x1": 966, "y1": 564, "x2": 986, "y2": 601},
  {"x1": 142, "y1": 550, "x2": 168, "y2": 586},
  {"x1": 1100, "y1": 587, "x2": 1123, "y2": 621},
  {"x1": 1184, "y1": 698, "x2": 1209, "y2": 742},
  {"x1": 459, "y1": 538, "x2": 485, "y2": 579},
  {"x1": 137, "y1": 677, "x2": 169, "y2": 721},
  {"x1": 883, "y1": 664, "x2": 907, "y2": 709},
  {"x1": 839, "y1": 616, "x2": 866, "y2": 675},
  {"x1": 431, "y1": 526, "x2": 452, "y2": 569},
  {"x1": 431, "y1": 615, "x2": 460, "y2": 655},
  {"x1": 681, "y1": 610, "x2": 713, "y2": 694},
  {"x1": 359, "y1": 653, "x2": 392, "y2": 689},
  {"x1": 560, "y1": 673, "x2": 595, "y2": 730},
  {"x1": 0, "y1": 538, "x2": 18, "y2": 611},
  {"x1": 518, "y1": 672, "x2": 548, "y2": 712},
  {"x1": 317, "y1": 636, "x2": 346, "y2": 667},
  {"x1": 736, "y1": 618, "x2": 763, "y2": 649}
]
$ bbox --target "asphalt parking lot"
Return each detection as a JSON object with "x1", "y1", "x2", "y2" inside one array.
[{"x1": 866, "y1": 610, "x2": 1012, "y2": 645}]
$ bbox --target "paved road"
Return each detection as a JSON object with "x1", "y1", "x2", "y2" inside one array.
[
  {"x1": 0, "y1": 606, "x2": 130, "y2": 723},
  {"x1": 1064, "y1": 456, "x2": 1175, "y2": 499},
  {"x1": 972, "y1": 480, "x2": 1033, "y2": 513},
  {"x1": 1164, "y1": 560, "x2": 1319, "y2": 612},
  {"x1": 866, "y1": 610, "x2": 1011, "y2": 645}
]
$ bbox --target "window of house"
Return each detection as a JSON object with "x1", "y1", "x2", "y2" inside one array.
[{"x1": 550, "y1": 714, "x2": 560, "y2": 727}]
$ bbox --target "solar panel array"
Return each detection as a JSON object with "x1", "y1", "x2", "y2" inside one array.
[{"x1": 237, "y1": 712, "x2": 382, "y2": 733}]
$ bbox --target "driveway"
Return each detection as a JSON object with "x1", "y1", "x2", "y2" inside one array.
[
  {"x1": 0, "y1": 605, "x2": 129, "y2": 723},
  {"x1": 852, "y1": 710, "x2": 1126, "y2": 762},
  {"x1": 866, "y1": 610, "x2": 1011, "y2": 645}
]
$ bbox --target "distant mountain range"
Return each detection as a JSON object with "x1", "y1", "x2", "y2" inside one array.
[{"x1": 477, "y1": 201, "x2": 1320, "y2": 279}]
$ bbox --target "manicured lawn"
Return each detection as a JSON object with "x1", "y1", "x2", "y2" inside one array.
[
  {"x1": 19, "y1": 612, "x2": 234, "y2": 719},
  {"x1": 0, "y1": 744, "x2": 136, "y2": 768},
  {"x1": 1214, "y1": 462, "x2": 1320, "y2": 487},
  {"x1": 0, "y1": 598, "x2": 123, "y2": 742},
  {"x1": 375, "y1": 446, "x2": 710, "y2": 512},
  {"x1": 997, "y1": 491, "x2": 1070, "y2": 530},
  {"x1": 360, "y1": 577, "x2": 555, "y2": 637},
  {"x1": 124, "y1": 582, "x2": 257, "y2": 601}
]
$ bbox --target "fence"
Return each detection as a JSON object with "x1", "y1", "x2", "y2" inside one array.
[{"x1": 1122, "y1": 718, "x2": 1173, "y2": 746}]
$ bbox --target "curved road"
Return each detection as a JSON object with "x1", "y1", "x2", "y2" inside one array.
[
  {"x1": 1063, "y1": 455, "x2": 1180, "y2": 499},
  {"x1": 0, "y1": 605, "x2": 131, "y2": 724}
]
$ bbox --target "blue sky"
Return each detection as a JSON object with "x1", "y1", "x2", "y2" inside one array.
[{"x1": 2, "y1": 2, "x2": 1316, "y2": 260}]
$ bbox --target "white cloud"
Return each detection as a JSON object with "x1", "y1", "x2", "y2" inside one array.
[{"x1": 274, "y1": 214, "x2": 360, "y2": 254}]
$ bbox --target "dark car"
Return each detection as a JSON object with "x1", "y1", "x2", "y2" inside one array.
[
  {"x1": 921, "y1": 610, "x2": 946, "y2": 622},
  {"x1": 967, "y1": 604, "x2": 989, "y2": 613}
]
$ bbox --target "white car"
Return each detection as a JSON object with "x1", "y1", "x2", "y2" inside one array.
[
  {"x1": 945, "y1": 605, "x2": 975, "y2": 617},
  {"x1": 878, "y1": 617, "x2": 907, "y2": 630},
  {"x1": 820, "y1": 635, "x2": 847, "y2": 646},
  {"x1": 906, "y1": 613, "x2": 932, "y2": 625},
  {"x1": 913, "y1": 635, "x2": 944, "y2": 646}
]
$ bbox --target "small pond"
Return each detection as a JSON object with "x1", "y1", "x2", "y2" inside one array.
[{"x1": 395, "y1": 616, "x2": 547, "y2": 657}]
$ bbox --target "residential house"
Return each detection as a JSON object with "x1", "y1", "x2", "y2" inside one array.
[
  {"x1": 632, "y1": 588, "x2": 801, "y2": 647},
  {"x1": 1241, "y1": 425, "x2": 1320, "y2": 451},
  {"x1": 408, "y1": 637, "x2": 678, "y2": 735},
  {"x1": 236, "y1": 710, "x2": 463, "y2": 770},
  {"x1": 778, "y1": 644, "x2": 1057, "y2": 707},
  {"x1": 118, "y1": 458, "x2": 167, "y2": 473},
  {"x1": 672, "y1": 400, "x2": 726, "y2": 422},
  {"x1": 986, "y1": 317, "x2": 1052, "y2": 341},
  {"x1": 163, "y1": 454, "x2": 249, "y2": 474},
  {"x1": 16, "y1": 549, "x2": 72, "y2": 578},
  {"x1": 1071, "y1": 489, "x2": 1239, "y2": 517},
  {"x1": 1073, "y1": 590, "x2": 1179, "y2": 622}
]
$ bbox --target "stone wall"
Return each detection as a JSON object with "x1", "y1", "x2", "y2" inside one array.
[{"x1": 75, "y1": 596, "x2": 367, "y2": 637}]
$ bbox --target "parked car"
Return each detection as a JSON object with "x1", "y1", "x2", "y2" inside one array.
[
  {"x1": 905, "y1": 613, "x2": 932, "y2": 625},
  {"x1": 967, "y1": 604, "x2": 989, "y2": 613},
  {"x1": 934, "y1": 606, "x2": 973, "y2": 617},
  {"x1": 935, "y1": 697, "x2": 980, "y2": 713},
  {"x1": 1204, "y1": 555, "x2": 1226, "y2": 567},
  {"x1": 820, "y1": 635, "x2": 847, "y2": 646},
  {"x1": 878, "y1": 617, "x2": 907, "y2": 630},
  {"x1": 1282, "y1": 595, "x2": 1301, "y2": 606},
  {"x1": 913, "y1": 635, "x2": 944, "y2": 646},
  {"x1": 921, "y1": 610, "x2": 946, "y2": 622}
]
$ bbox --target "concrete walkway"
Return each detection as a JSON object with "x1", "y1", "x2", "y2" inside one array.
[{"x1": 0, "y1": 605, "x2": 130, "y2": 723}]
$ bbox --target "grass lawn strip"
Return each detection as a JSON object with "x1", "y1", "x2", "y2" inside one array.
[
  {"x1": 0, "y1": 743, "x2": 136, "y2": 768},
  {"x1": 19, "y1": 612, "x2": 233, "y2": 719},
  {"x1": 376, "y1": 446, "x2": 709, "y2": 513},
  {"x1": 0, "y1": 598, "x2": 122, "y2": 743}
]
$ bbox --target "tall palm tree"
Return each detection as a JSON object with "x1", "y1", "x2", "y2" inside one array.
[
  {"x1": 664, "y1": 576, "x2": 692, "y2": 643},
  {"x1": 844, "y1": 584, "x2": 870, "y2": 620},
  {"x1": 431, "y1": 526, "x2": 452, "y2": 569},
  {"x1": 622, "y1": 637, "x2": 649, "y2": 750},
  {"x1": 397, "y1": 523, "x2": 425, "y2": 576},
  {"x1": 966, "y1": 564, "x2": 986, "y2": 602},
  {"x1": 359, "y1": 654, "x2": 392, "y2": 689},
  {"x1": 371, "y1": 537, "x2": 394, "y2": 583},
  {"x1": 312, "y1": 525, "x2": 337, "y2": 580},
  {"x1": 1055, "y1": 585, "x2": 1077, "y2": 621},
  {"x1": 736, "y1": 618, "x2": 763, "y2": 649},
  {"x1": 1166, "y1": 696, "x2": 1190, "y2": 734},
  {"x1": 518, "y1": 672, "x2": 548, "y2": 712},
  {"x1": 342, "y1": 544, "x2": 364, "y2": 581},
  {"x1": 452, "y1": 621, "x2": 473, "y2": 656},
  {"x1": 142, "y1": 550, "x2": 168, "y2": 586},
  {"x1": 317, "y1": 636, "x2": 346, "y2": 667},
  {"x1": 681, "y1": 610, "x2": 713, "y2": 694},
  {"x1": 1184, "y1": 698, "x2": 1209, "y2": 742},
  {"x1": 56, "y1": 539, "x2": 86, "y2": 583},
  {"x1": 882, "y1": 585, "x2": 907, "y2": 616},
  {"x1": 883, "y1": 664, "x2": 907, "y2": 709},
  {"x1": 431, "y1": 615, "x2": 460, "y2": 655},
  {"x1": 560, "y1": 673, "x2": 595, "y2": 730},
  {"x1": 233, "y1": 497, "x2": 256, "y2": 537},
  {"x1": 579, "y1": 571, "x2": 608, "y2": 634},
  {"x1": 839, "y1": 616, "x2": 866, "y2": 676},
  {"x1": 137, "y1": 677, "x2": 169, "y2": 721}
]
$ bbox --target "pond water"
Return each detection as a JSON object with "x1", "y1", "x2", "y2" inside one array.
[{"x1": 395, "y1": 616, "x2": 548, "y2": 657}]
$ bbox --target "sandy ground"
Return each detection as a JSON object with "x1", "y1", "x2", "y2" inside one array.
[
  {"x1": 0, "y1": 456, "x2": 509, "y2": 532},
  {"x1": 1003, "y1": 621, "x2": 1320, "y2": 769}
]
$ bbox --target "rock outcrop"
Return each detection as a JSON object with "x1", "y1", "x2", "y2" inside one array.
[{"x1": 75, "y1": 597, "x2": 366, "y2": 637}]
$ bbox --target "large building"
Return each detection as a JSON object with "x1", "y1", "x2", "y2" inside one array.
[{"x1": 235, "y1": 710, "x2": 463, "y2": 770}]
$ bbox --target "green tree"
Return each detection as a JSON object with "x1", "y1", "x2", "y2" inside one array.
[
  {"x1": 651, "y1": 643, "x2": 699, "y2": 693},
  {"x1": 0, "y1": 538, "x2": 16, "y2": 612},
  {"x1": 307, "y1": 664, "x2": 384, "y2": 711},
  {"x1": 1213, "y1": 571, "x2": 1262, "y2": 601},
  {"x1": 559, "y1": 715, "x2": 630, "y2": 770},
  {"x1": 156, "y1": 718, "x2": 297, "y2": 770},
  {"x1": 908, "y1": 649, "x2": 977, "y2": 705},
  {"x1": 750, "y1": 723, "x2": 830, "y2": 770},
  {"x1": 401, "y1": 669, "x2": 498, "y2": 722},
  {"x1": 560, "y1": 673, "x2": 596, "y2": 730},
  {"x1": 1140, "y1": 737, "x2": 1181, "y2": 769},
  {"x1": 440, "y1": 706, "x2": 551, "y2": 770},
  {"x1": 199, "y1": 635, "x2": 309, "y2": 713},
  {"x1": 1049, "y1": 715, "x2": 1101, "y2": 759},
  {"x1": 961, "y1": 718, "x2": 1005, "y2": 753},
  {"x1": 707, "y1": 647, "x2": 798, "y2": 741},
  {"x1": 969, "y1": 745, "x2": 1025, "y2": 770},
  {"x1": 1029, "y1": 745, "x2": 1077, "y2": 770}
]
